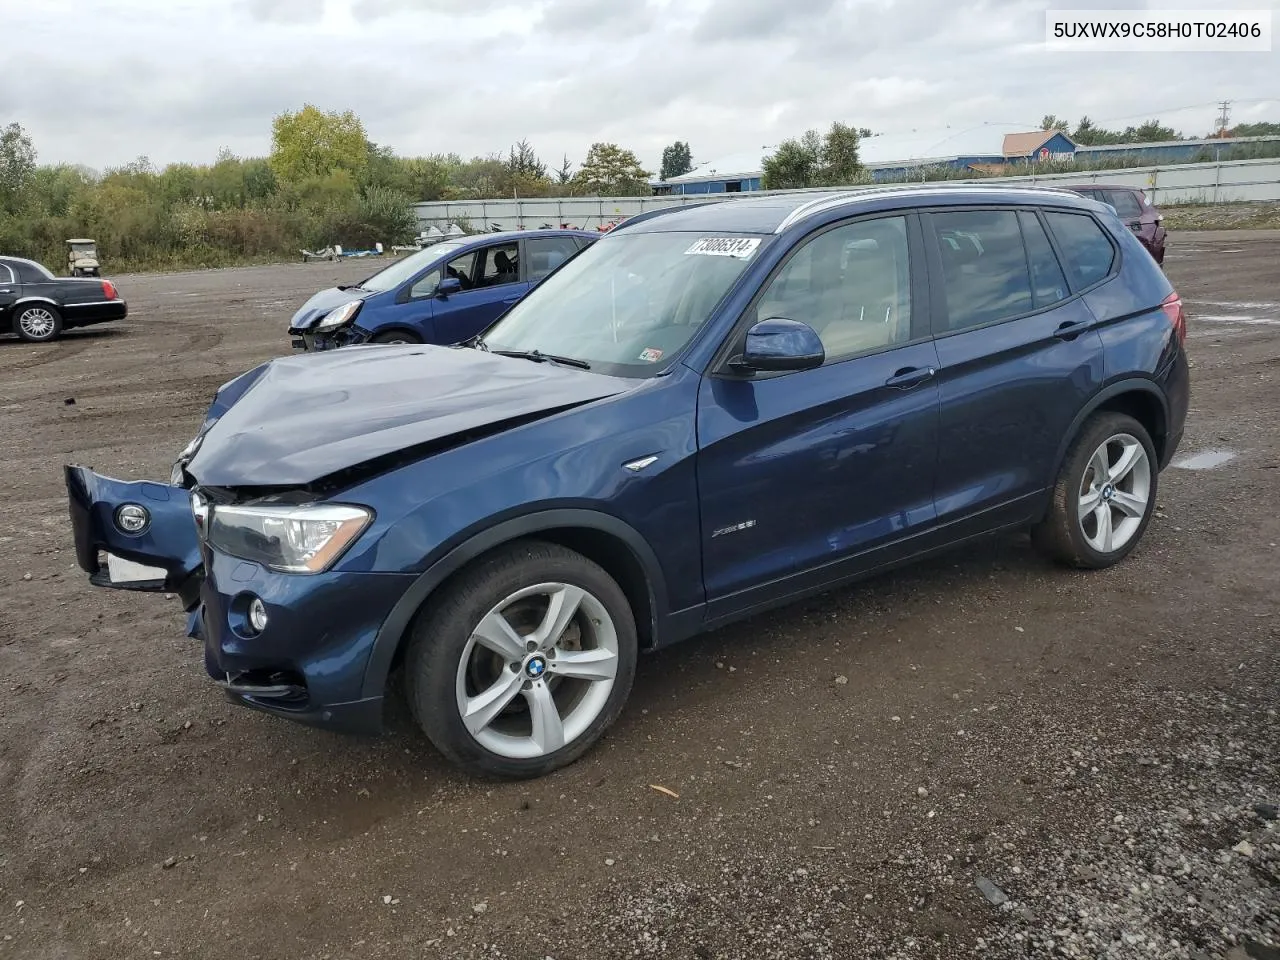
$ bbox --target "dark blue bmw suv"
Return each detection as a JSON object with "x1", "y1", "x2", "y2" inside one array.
[{"x1": 65, "y1": 185, "x2": 1189, "y2": 779}]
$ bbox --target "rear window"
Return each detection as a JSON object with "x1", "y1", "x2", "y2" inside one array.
[
  {"x1": 1044, "y1": 211, "x2": 1116, "y2": 289},
  {"x1": 12, "y1": 259, "x2": 53, "y2": 283},
  {"x1": 1107, "y1": 190, "x2": 1143, "y2": 218}
]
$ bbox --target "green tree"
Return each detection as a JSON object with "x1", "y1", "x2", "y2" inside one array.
[
  {"x1": 816, "y1": 122, "x2": 862, "y2": 186},
  {"x1": 1124, "y1": 120, "x2": 1181, "y2": 142},
  {"x1": 555, "y1": 154, "x2": 574, "y2": 185},
  {"x1": 574, "y1": 143, "x2": 650, "y2": 195},
  {"x1": 659, "y1": 140, "x2": 693, "y2": 180},
  {"x1": 1230, "y1": 121, "x2": 1280, "y2": 137},
  {"x1": 0, "y1": 122, "x2": 38, "y2": 214},
  {"x1": 1041, "y1": 114, "x2": 1070, "y2": 132},
  {"x1": 761, "y1": 122, "x2": 866, "y2": 190},
  {"x1": 269, "y1": 105, "x2": 370, "y2": 184}
]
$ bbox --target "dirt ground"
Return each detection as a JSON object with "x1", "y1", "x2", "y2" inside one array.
[{"x1": 1, "y1": 235, "x2": 1278, "y2": 960}]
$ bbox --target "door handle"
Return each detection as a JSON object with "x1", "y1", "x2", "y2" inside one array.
[
  {"x1": 885, "y1": 366, "x2": 936, "y2": 389},
  {"x1": 1054, "y1": 320, "x2": 1088, "y2": 341},
  {"x1": 0, "y1": 289, "x2": 11, "y2": 294}
]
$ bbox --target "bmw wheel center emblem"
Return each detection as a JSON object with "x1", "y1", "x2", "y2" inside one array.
[{"x1": 525, "y1": 655, "x2": 547, "y2": 679}]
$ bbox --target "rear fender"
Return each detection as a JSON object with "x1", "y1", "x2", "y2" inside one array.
[{"x1": 64, "y1": 465, "x2": 203, "y2": 604}]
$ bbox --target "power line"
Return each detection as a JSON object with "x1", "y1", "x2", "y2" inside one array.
[{"x1": 1216, "y1": 100, "x2": 1232, "y2": 133}]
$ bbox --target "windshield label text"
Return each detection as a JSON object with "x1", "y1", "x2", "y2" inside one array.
[{"x1": 685, "y1": 237, "x2": 761, "y2": 259}]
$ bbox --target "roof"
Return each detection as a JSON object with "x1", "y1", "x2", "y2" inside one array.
[
  {"x1": 452, "y1": 228, "x2": 598, "y2": 246},
  {"x1": 618, "y1": 183, "x2": 1096, "y2": 236},
  {"x1": 657, "y1": 149, "x2": 773, "y2": 186},
  {"x1": 1002, "y1": 130, "x2": 1076, "y2": 157}
]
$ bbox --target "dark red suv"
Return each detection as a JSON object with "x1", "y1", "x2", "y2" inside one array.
[{"x1": 1064, "y1": 185, "x2": 1167, "y2": 265}]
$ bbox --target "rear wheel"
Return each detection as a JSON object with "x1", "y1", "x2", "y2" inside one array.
[
  {"x1": 404, "y1": 540, "x2": 638, "y2": 779},
  {"x1": 14, "y1": 304, "x2": 63, "y2": 343},
  {"x1": 1032, "y1": 412, "x2": 1158, "y2": 569}
]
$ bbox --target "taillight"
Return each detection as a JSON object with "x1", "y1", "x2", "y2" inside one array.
[
  {"x1": 1161, "y1": 291, "x2": 1186, "y2": 346},
  {"x1": 101, "y1": 279, "x2": 118, "y2": 300}
]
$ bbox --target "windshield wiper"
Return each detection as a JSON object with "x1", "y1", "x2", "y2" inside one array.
[
  {"x1": 492, "y1": 349, "x2": 591, "y2": 370},
  {"x1": 336, "y1": 283, "x2": 365, "y2": 292}
]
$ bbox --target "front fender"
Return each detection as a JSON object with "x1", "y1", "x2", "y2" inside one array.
[
  {"x1": 357, "y1": 508, "x2": 669, "y2": 701},
  {"x1": 64, "y1": 466, "x2": 203, "y2": 607}
]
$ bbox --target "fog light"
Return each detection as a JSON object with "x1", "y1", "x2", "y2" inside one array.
[
  {"x1": 115, "y1": 503, "x2": 150, "y2": 535},
  {"x1": 248, "y1": 597, "x2": 269, "y2": 633}
]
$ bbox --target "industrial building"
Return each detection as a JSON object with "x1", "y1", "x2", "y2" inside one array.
[{"x1": 650, "y1": 130, "x2": 1280, "y2": 194}]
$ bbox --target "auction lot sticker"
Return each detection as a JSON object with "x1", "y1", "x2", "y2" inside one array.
[{"x1": 685, "y1": 237, "x2": 762, "y2": 259}]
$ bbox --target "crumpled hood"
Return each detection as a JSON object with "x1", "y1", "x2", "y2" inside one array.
[
  {"x1": 288, "y1": 286, "x2": 367, "y2": 331},
  {"x1": 186, "y1": 345, "x2": 630, "y2": 487}
]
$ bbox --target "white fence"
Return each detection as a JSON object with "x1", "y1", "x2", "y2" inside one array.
[{"x1": 411, "y1": 158, "x2": 1280, "y2": 233}]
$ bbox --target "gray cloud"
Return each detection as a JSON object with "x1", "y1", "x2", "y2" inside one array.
[
  {"x1": 538, "y1": 0, "x2": 655, "y2": 35},
  {"x1": 6, "y1": 0, "x2": 1277, "y2": 178},
  {"x1": 241, "y1": 0, "x2": 326, "y2": 23}
]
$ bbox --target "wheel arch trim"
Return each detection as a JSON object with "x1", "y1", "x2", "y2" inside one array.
[
  {"x1": 359, "y1": 508, "x2": 668, "y2": 700},
  {"x1": 1051, "y1": 378, "x2": 1169, "y2": 483}
]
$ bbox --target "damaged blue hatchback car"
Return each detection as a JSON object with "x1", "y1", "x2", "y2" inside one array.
[
  {"x1": 287, "y1": 228, "x2": 597, "y2": 351},
  {"x1": 65, "y1": 186, "x2": 1189, "y2": 779}
]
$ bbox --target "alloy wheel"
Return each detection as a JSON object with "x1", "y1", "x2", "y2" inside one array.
[
  {"x1": 1077, "y1": 433, "x2": 1152, "y2": 554},
  {"x1": 19, "y1": 307, "x2": 56, "y2": 339},
  {"x1": 454, "y1": 582, "x2": 619, "y2": 760}
]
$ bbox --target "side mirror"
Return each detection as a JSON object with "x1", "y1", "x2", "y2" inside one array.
[
  {"x1": 733, "y1": 318, "x2": 825, "y2": 373},
  {"x1": 436, "y1": 277, "x2": 463, "y2": 298}
]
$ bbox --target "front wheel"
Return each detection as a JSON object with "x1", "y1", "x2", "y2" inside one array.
[
  {"x1": 1032, "y1": 412, "x2": 1158, "y2": 569},
  {"x1": 369, "y1": 330, "x2": 421, "y2": 345},
  {"x1": 405, "y1": 541, "x2": 638, "y2": 779}
]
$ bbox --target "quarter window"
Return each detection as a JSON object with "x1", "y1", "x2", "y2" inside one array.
[
  {"x1": 408, "y1": 269, "x2": 441, "y2": 299},
  {"x1": 1045, "y1": 211, "x2": 1116, "y2": 288},
  {"x1": 930, "y1": 210, "x2": 1034, "y2": 331},
  {"x1": 1018, "y1": 212, "x2": 1070, "y2": 308},
  {"x1": 754, "y1": 216, "x2": 913, "y2": 363}
]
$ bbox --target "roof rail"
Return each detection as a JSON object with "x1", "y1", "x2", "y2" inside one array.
[{"x1": 773, "y1": 181, "x2": 1091, "y2": 233}]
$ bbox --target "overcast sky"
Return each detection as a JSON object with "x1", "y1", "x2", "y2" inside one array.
[{"x1": 4, "y1": 0, "x2": 1278, "y2": 174}]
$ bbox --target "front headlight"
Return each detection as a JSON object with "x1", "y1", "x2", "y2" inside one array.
[
  {"x1": 315, "y1": 300, "x2": 363, "y2": 333},
  {"x1": 206, "y1": 503, "x2": 373, "y2": 574}
]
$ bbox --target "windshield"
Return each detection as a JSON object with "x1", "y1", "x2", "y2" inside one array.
[
  {"x1": 482, "y1": 231, "x2": 767, "y2": 377},
  {"x1": 357, "y1": 240, "x2": 468, "y2": 293}
]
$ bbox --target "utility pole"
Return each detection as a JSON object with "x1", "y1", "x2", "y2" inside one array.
[{"x1": 1216, "y1": 100, "x2": 1232, "y2": 137}]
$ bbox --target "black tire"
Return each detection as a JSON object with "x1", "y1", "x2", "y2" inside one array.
[
  {"x1": 13, "y1": 304, "x2": 63, "y2": 343},
  {"x1": 404, "y1": 540, "x2": 638, "y2": 779},
  {"x1": 369, "y1": 330, "x2": 421, "y2": 345},
  {"x1": 1032, "y1": 412, "x2": 1159, "y2": 569}
]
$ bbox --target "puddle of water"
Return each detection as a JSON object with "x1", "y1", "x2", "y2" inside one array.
[{"x1": 1172, "y1": 450, "x2": 1238, "y2": 470}]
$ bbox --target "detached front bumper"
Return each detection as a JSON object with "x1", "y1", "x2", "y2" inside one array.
[{"x1": 64, "y1": 466, "x2": 203, "y2": 607}]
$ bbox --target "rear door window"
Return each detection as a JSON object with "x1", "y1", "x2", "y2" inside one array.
[
  {"x1": 1044, "y1": 211, "x2": 1117, "y2": 289},
  {"x1": 0, "y1": 262, "x2": 15, "y2": 285},
  {"x1": 928, "y1": 210, "x2": 1034, "y2": 332},
  {"x1": 1105, "y1": 189, "x2": 1143, "y2": 219}
]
